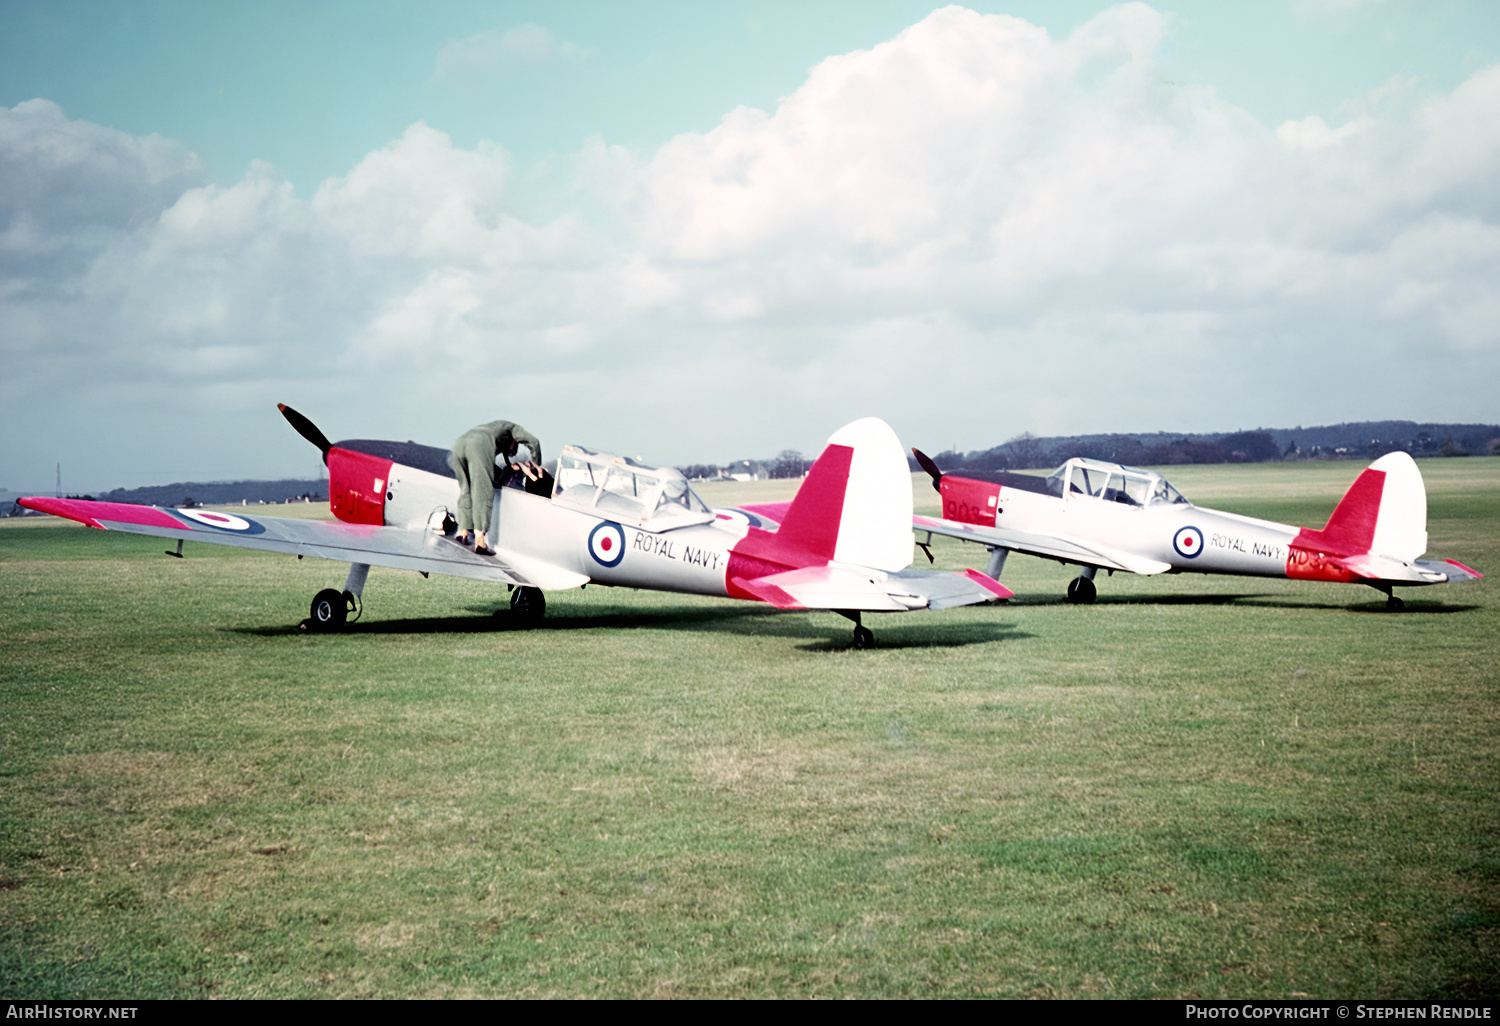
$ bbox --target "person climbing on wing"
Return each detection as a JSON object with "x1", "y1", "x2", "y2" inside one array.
[{"x1": 450, "y1": 419, "x2": 542, "y2": 556}]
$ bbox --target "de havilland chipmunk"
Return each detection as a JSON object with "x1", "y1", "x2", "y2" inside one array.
[
  {"x1": 19, "y1": 407, "x2": 1010, "y2": 647},
  {"x1": 908, "y1": 449, "x2": 1481, "y2": 610}
]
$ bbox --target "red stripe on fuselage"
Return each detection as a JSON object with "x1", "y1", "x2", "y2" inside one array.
[{"x1": 725, "y1": 443, "x2": 853, "y2": 601}]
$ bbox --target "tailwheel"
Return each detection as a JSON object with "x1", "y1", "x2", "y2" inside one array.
[
  {"x1": 852, "y1": 625, "x2": 874, "y2": 650},
  {"x1": 510, "y1": 586, "x2": 546, "y2": 628},
  {"x1": 1066, "y1": 576, "x2": 1097, "y2": 604},
  {"x1": 305, "y1": 588, "x2": 348, "y2": 632}
]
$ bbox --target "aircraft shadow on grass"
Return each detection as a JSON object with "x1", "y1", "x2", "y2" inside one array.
[
  {"x1": 1035, "y1": 592, "x2": 1481, "y2": 614},
  {"x1": 232, "y1": 601, "x2": 1030, "y2": 649}
]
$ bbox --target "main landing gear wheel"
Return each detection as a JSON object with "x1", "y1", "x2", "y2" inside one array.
[
  {"x1": 1066, "y1": 576, "x2": 1097, "y2": 604},
  {"x1": 510, "y1": 586, "x2": 546, "y2": 629},
  {"x1": 307, "y1": 588, "x2": 348, "y2": 632},
  {"x1": 1387, "y1": 593, "x2": 1406, "y2": 612},
  {"x1": 852, "y1": 625, "x2": 875, "y2": 650}
]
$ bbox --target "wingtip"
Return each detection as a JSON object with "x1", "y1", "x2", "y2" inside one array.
[
  {"x1": 1444, "y1": 558, "x2": 1483, "y2": 580},
  {"x1": 962, "y1": 567, "x2": 1014, "y2": 600}
]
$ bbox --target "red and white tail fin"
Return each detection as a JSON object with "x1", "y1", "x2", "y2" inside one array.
[
  {"x1": 1366, "y1": 452, "x2": 1427, "y2": 560},
  {"x1": 1298, "y1": 451, "x2": 1428, "y2": 559},
  {"x1": 772, "y1": 417, "x2": 914, "y2": 572}
]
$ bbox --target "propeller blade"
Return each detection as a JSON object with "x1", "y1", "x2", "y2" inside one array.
[
  {"x1": 278, "y1": 403, "x2": 332, "y2": 463},
  {"x1": 912, "y1": 448, "x2": 944, "y2": 493}
]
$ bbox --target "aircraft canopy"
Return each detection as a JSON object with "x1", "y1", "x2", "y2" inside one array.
[
  {"x1": 551, "y1": 445, "x2": 715, "y2": 530},
  {"x1": 1045, "y1": 458, "x2": 1189, "y2": 508}
]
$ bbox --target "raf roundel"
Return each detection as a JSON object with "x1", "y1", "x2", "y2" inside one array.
[
  {"x1": 175, "y1": 509, "x2": 266, "y2": 534},
  {"x1": 587, "y1": 521, "x2": 626, "y2": 567},
  {"x1": 1173, "y1": 525, "x2": 1204, "y2": 560}
]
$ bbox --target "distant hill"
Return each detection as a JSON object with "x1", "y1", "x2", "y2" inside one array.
[
  {"x1": 4, "y1": 478, "x2": 328, "y2": 517},
  {"x1": 924, "y1": 421, "x2": 1500, "y2": 472},
  {"x1": 93, "y1": 479, "x2": 327, "y2": 508}
]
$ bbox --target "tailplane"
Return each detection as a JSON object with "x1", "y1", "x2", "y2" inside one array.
[{"x1": 772, "y1": 417, "x2": 915, "y2": 572}]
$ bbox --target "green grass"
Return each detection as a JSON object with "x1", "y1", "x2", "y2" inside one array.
[{"x1": 1, "y1": 460, "x2": 1496, "y2": 998}]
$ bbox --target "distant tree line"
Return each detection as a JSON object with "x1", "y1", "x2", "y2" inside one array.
[
  {"x1": 924, "y1": 421, "x2": 1500, "y2": 472},
  {"x1": 678, "y1": 450, "x2": 808, "y2": 480},
  {"x1": 678, "y1": 421, "x2": 1498, "y2": 481}
]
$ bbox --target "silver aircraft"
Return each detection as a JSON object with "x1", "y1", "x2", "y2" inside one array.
[{"x1": 909, "y1": 450, "x2": 1480, "y2": 609}]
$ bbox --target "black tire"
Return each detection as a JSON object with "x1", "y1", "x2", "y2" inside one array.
[
  {"x1": 1387, "y1": 594, "x2": 1406, "y2": 612},
  {"x1": 1066, "y1": 576, "x2": 1097, "y2": 604},
  {"x1": 510, "y1": 587, "x2": 546, "y2": 628},
  {"x1": 852, "y1": 625, "x2": 874, "y2": 649},
  {"x1": 309, "y1": 588, "x2": 347, "y2": 631}
]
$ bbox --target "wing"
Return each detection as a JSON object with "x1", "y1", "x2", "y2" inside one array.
[
  {"x1": 731, "y1": 563, "x2": 1011, "y2": 611},
  {"x1": 19, "y1": 497, "x2": 588, "y2": 591},
  {"x1": 913, "y1": 514, "x2": 1172, "y2": 575}
]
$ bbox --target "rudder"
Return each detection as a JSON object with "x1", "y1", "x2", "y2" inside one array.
[{"x1": 1367, "y1": 451, "x2": 1427, "y2": 561}]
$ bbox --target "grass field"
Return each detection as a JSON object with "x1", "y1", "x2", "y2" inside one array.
[{"x1": 1, "y1": 460, "x2": 1496, "y2": 998}]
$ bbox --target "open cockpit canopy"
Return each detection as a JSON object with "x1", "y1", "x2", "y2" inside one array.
[
  {"x1": 551, "y1": 445, "x2": 715, "y2": 529},
  {"x1": 1045, "y1": 457, "x2": 1189, "y2": 508}
]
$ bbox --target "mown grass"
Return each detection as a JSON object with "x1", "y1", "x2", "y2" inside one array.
[{"x1": 0, "y1": 460, "x2": 1496, "y2": 998}]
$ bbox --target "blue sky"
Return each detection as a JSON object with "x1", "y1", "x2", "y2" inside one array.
[
  {"x1": 3, "y1": 1, "x2": 1499, "y2": 489},
  {"x1": 8, "y1": 1, "x2": 1498, "y2": 191}
]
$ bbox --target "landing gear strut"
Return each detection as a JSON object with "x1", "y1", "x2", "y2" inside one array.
[
  {"x1": 1374, "y1": 584, "x2": 1406, "y2": 612},
  {"x1": 839, "y1": 611, "x2": 874, "y2": 649},
  {"x1": 1066, "y1": 567, "x2": 1097, "y2": 604}
]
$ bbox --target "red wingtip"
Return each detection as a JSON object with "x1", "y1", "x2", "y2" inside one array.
[
  {"x1": 962, "y1": 567, "x2": 1014, "y2": 600},
  {"x1": 19, "y1": 496, "x2": 189, "y2": 532}
]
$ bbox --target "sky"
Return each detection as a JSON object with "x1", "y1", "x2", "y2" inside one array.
[{"x1": 3, "y1": 0, "x2": 1499, "y2": 491}]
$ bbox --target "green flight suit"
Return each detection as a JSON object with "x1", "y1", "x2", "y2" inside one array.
[{"x1": 450, "y1": 420, "x2": 543, "y2": 534}]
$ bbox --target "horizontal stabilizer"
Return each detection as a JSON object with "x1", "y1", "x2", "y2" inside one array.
[
  {"x1": 891, "y1": 567, "x2": 1014, "y2": 609},
  {"x1": 1336, "y1": 553, "x2": 1451, "y2": 584},
  {"x1": 731, "y1": 563, "x2": 1011, "y2": 612},
  {"x1": 1417, "y1": 558, "x2": 1483, "y2": 583},
  {"x1": 1331, "y1": 553, "x2": 1482, "y2": 586}
]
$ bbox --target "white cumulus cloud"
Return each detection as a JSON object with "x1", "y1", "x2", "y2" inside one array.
[{"x1": 2, "y1": 5, "x2": 1498, "y2": 490}]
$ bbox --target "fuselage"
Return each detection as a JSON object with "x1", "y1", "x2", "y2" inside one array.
[
  {"x1": 330, "y1": 442, "x2": 812, "y2": 601},
  {"x1": 936, "y1": 469, "x2": 1355, "y2": 583}
]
